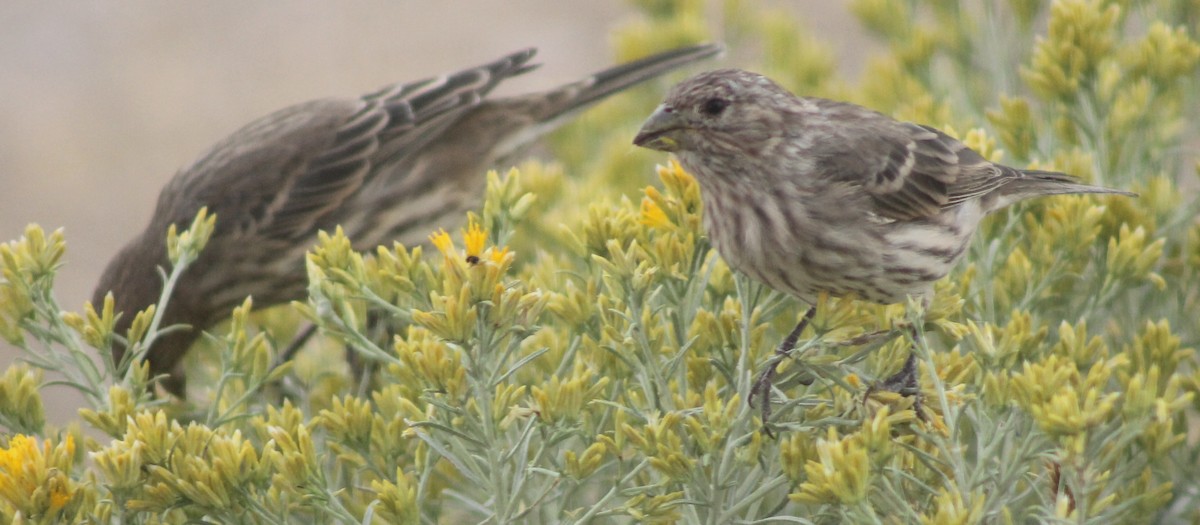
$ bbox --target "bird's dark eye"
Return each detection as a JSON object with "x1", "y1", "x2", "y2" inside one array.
[{"x1": 701, "y1": 97, "x2": 729, "y2": 116}]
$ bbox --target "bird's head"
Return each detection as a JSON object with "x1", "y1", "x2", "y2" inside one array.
[
  {"x1": 93, "y1": 229, "x2": 198, "y2": 396},
  {"x1": 633, "y1": 69, "x2": 791, "y2": 155}
]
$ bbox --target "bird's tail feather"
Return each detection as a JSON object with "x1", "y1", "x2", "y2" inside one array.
[
  {"x1": 532, "y1": 43, "x2": 724, "y2": 121},
  {"x1": 485, "y1": 44, "x2": 721, "y2": 163},
  {"x1": 988, "y1": 169, "x2": 1137, "y2": 211}
]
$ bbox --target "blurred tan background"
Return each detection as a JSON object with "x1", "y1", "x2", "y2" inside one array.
[{"x1": 0, "y1": 1, "x2": 871, "y2": 423}]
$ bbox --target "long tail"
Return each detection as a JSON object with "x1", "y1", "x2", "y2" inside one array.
[
  {"x1": 530, "y1": 43, "x2": 724, "y2": 119},
  {"x1": 987, "y1": 168, "x2": 1137, "y2": 211},
  {"x1": 484, "y1": 43, "x2": 722, "y2": 162}
]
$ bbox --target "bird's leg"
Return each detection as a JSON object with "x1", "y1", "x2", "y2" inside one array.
[
  {"x1": 350, "y1": 310, "x2": 389, "y2": 395},
  {"x1": 878, "y1": 351, "x2": 918, "y2": 395},
  {"x1": 263, "y1": 323, "x2": 319, "y2": 400},
  {"x1": 273, "y1": 316, "x2": 380, "y2": 394},
  {"x1": 278, "y1": 323, "x2": 319, "y2": 367},
  {"x1": 750, "y1": 306, "x2": 816, "y2": 437},
  {"x1": 869, "y1": 326, "x2": 925, "y2": 419}
]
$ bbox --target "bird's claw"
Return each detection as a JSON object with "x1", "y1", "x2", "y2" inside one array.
[
  {"x1": 864, "y1": 352, "x2": 926, "y2": 421},
  {"x1": 750, "y1": 362, "x2": 779, "y2": 437},
  {"x1": 751, "y1": 307, "x2": 817, "y2": 438}
]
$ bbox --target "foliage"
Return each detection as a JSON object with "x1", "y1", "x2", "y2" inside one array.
[{"x1": 2, "y1": 0, "x2": 1198, "y2": 523}]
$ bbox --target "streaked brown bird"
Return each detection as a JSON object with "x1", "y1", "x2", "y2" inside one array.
[
  {"x1": 96, "y1": 44, "x2": 721, "y2": 396},
  {"x1": 633, "y1": 69, "x2": 1134, "y2": 425}
]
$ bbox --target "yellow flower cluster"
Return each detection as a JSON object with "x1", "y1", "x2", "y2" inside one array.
[
  {"x1": 0, "y1": 434, "x2": 83, "y2": 524},
  {"x1": 1, "y1": 0, "x2": 1197, "y2": 522},
  {"x1": 0, "y1": 226, "x2": 64, "y2": 345}
]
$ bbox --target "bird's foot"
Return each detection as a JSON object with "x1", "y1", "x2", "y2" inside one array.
[
  {"x1": 865, "y1": 351, "x2": 925, "y2": 420},
  {"x1": 750, "y1": 307, "x2": 816, "y2": 438}
]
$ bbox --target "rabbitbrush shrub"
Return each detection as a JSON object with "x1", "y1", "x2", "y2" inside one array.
[{"x1": 2, "y1": 0, "x2": 1198, "y2": 523}]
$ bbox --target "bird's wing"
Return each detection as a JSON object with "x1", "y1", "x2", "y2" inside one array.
[
  {"x1": 870, "y1": 124, "x2": 1019, "y2": 220},
  {"x1": 259, "y1": 49, "x2": 539, "y2": 240},
  {"x1": 333, "y1": 43, "x2": 723, "y2": 248},
  {"x1": 162, "y1": 49, "x2": 538, "y2": 242},
  {"x1": 812, "y1": 101, "x2": 1009, "y2": 221}
]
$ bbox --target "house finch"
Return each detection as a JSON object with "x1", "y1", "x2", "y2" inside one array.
[
  {"x1": 633, "y1": 69, "x2": 1134, "y2": 426},
  {"x1": 96, "y1": 44, "x2": 720, "y2": 396}
]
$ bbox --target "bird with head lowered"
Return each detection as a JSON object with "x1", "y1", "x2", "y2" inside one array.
[{"x1": 95, "y1": 44, "x2": 722, "y2": 397}]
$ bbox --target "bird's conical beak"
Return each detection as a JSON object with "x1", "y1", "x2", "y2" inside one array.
[{"x1": 633, "y1": 105, "x2": 681, "y2": 152}]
